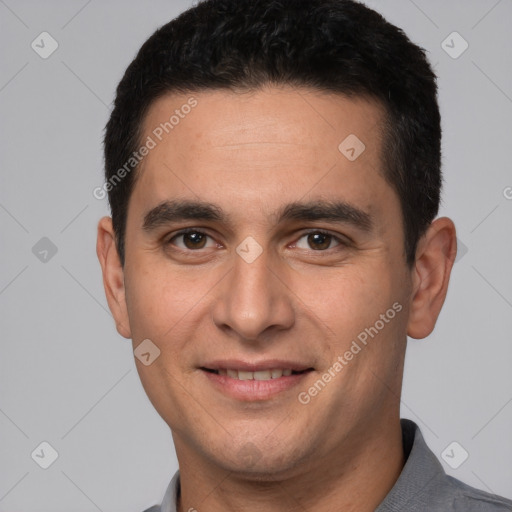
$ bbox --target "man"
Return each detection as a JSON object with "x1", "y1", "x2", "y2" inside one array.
[{"x1": 96, "y1": 0, "x2": 512, "y2": 510}]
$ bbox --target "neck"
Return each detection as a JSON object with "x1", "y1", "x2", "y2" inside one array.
[{"x1": 174, "y1": 416, "x2": 405, "y2": 512}]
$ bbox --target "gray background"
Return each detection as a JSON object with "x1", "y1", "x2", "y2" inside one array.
[{"x1": 1, "y1": 0, "x2": 511, "y2": 510}]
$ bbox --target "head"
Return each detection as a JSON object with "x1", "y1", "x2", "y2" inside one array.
[{"x1": 98, "y1": 0, "x2": 456, "y2": 479}]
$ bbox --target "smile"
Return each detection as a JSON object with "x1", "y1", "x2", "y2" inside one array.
[
  {"x1": 204, "y1": 368, "x2": 308, "y2": 380},
  {"x1": 200, "y1": 363, "x2": 314, "y2": 401}
]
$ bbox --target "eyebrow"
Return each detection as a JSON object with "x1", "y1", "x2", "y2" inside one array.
[
  {"x1": 278, "y1": 200, "x2": 373, "y2": 232},
  {"x1": 143, "y1": 200, "x2": 225, "y2": 231},
  {"x1": 142, "y1": 199, "x2": 373, "y2": 233}
]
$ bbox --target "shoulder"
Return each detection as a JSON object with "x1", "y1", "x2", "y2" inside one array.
[
  {"x1": 444, "y1": 475, "x2": 512, "y2": 511},
  {"x1": 141, "y1": 507, "x2": 161, "y2": 512},
  {"x1": 377, "y1": 420, "x2": 512, "y2": 511}
]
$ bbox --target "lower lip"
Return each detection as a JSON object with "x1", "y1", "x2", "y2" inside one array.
[{"x1": 201, "y1": 370, "x2": 312, "y2": 401}]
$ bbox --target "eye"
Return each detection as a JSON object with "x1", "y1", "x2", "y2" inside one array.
[
  {"x1": 294, "y1": 231, "x2": 343, "y2": 251},
  {"x1": 168, "y1": 229, "x2": 217, "y2": 250}
]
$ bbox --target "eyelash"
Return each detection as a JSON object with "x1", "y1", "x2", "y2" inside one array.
[{"x1": 166, "y1": 228, "x2": 349, "y2": 252}]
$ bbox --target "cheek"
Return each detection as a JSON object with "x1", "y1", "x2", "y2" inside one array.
[
  {"x1": 316, "y1": 266, "x2": 406, "y2": 372},
  {"x1": 124, "y1": 256, "x2": 222, "y2": 345},
  {"x1": 294, "y1": 262, "x2": 396, "y2": 332},
  {"x1": 124, "y1": 263, "x2": 183, "y2": 341}
]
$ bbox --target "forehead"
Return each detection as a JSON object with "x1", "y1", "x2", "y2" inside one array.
[
  {"x1": 141, "y1": 86, "x2": 385, "y2": 158},
  {"x1": 132, "y1": 86, "x2": 395, "y2": 226}
]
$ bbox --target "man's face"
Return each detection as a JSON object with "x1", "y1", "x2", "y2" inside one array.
[{"x1": 119, "y1": 87, "x2": 413, "y2": 476}]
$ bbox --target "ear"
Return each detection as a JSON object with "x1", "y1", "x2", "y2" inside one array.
[
  {"x1": 96, "y1": 216, "x2": 132, "y2": 339},
  {"x1": 407, "y1": 217, "x2": 457, "y2": 339}
]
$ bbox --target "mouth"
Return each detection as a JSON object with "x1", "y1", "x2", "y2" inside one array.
[
  {"x1": 202, "y1": 367, "x2": 311, "y2": 380},
  {"x1": 199, "y1": 361, "x2": 314, "y2": 401}
]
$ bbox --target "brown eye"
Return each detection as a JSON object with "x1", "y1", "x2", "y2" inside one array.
[
  {"x1": 169, "y1": 231, "x2": 215, "y2": 250},
  {"x1": 183, "y1": 232, "x2": 207, "y2": 249},
  {"x1": 294, "y1": 231, "x2": 342, "y2": 251},
  {"x1": 307, "y1": 233, "x2": 332, "y2": 250}
]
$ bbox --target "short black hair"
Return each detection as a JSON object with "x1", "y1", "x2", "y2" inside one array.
[{"x1": 104, "y1": 0, "x2": 442, "y2": 267}]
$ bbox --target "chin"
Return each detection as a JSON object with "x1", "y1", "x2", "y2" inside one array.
[{"x1": 209, "y1": 438, "x2": 310, "y2": 482}]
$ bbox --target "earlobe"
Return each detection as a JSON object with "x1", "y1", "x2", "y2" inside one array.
[
  {"x1": 407, "y1": 217, "x2": 457, "y2": 340},
  {"x1": 96, "y1": 216, "x2": 132, "y2": 339}
]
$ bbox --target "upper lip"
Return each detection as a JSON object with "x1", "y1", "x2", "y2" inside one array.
[{"x1": 201, "y1": 359, "x2": 313, "y2": 372}]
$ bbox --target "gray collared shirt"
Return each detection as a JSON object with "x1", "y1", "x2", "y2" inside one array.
[{"x1": 144, "y1": 419, "x2": 512, "y2": 511}]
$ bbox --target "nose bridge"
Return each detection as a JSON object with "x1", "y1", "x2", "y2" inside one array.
[
  {"x1": 212, "y1": 246, "x2": 294, "y2": 340},
  {"x1": 233, "y1": 252, "x2": 272, "y2": 308}
]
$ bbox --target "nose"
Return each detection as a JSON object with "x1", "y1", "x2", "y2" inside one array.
[{"x1": 211, "y1": 247, "x2": 295, "y2": 342}]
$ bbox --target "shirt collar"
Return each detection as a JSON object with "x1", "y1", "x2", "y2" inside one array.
[
  {"x1": 160, "y1": 471, "x2": 180, "y2": 512},
  {"x1": 376, "y1": 419, "x2": 445, "y2": 511}
]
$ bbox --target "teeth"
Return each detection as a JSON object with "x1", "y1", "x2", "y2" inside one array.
[
  {"x1": 254, "y1": 370, "x2": 271, "y2": 381},
  {"x1": 215, "y1": 368, "x2": 299, "y2": 380}
]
